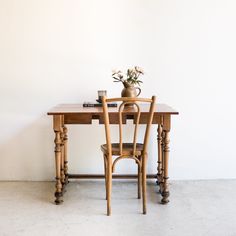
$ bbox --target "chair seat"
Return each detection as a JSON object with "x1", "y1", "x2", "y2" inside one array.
[{"x1": 101, "y1": 143, "x2": 144, "y2": 156}]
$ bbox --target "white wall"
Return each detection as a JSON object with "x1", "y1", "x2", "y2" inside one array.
[{"x1": 0, "y1": 0, "x2": 236, "y2": 181}]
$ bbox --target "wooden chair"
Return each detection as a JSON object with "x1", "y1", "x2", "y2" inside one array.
[{"x1": 101, "y1": 96, "x2": 156, "y2": 215}]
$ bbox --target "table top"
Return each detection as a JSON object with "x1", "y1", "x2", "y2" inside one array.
[{"x1": 47, "y1": 103, "x2": 179, "y2": 115}]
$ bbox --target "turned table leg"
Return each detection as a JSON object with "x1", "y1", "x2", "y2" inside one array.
[
  {"x1": 63, "y1": 125, "x2": 69, "y2": 186},
  {"x1": 156, "y1": 124, "x2": 163, "y2": 186},
  {"x1": 158, "y1": 130, "x2": 165, "y2": 194},
  {"x1": 60, "y1": 130, "x2": 65, "y2": 192},
  {"x1": 54, "y1": 130, "x2": 63, "y2": 204},
  {"x1": 53, "y1": 115, "x2": 63, "y2": 204},
  {"x1": 161, "y1": 130, "x2": 170, "y2": 204}
]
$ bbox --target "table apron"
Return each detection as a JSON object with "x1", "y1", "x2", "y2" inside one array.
[{"x1": 63, "y1": 113, "x2": 163, "y2": 125}]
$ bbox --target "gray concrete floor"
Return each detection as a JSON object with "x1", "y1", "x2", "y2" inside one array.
[{"x1": 0, "y1": 180, "x2": 236, "y2": 236}]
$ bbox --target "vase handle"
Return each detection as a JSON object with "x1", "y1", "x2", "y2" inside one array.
[{"x1": 135, "y1": 87, "x2": 141, "y2": 97}]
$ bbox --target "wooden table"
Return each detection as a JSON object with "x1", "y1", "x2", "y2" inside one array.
[{"x1": 48, "y1": 104, "x2": 178, "y2": 205}]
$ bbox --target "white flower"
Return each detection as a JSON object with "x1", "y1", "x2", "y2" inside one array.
[
  {"x1": 112, "y1": 69, "x2": 122, "y2": 75},
  {"x1": 135, "y1": 66, "x2": 144, "y2": 74},
  {"x1": 112, "y1": 66, "x2": 144, "y2": 86},
  {"x1": 112, "y1": 69, "x2": 119, "y2": 74}
]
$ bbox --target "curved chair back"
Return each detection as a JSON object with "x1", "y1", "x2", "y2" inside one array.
[{"x1": 102, "y1": 96, "x2": 156, "y2": 156}]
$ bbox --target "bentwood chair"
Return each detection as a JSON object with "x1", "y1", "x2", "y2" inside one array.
[{"x1": 101, "y1": 96, "x2": 156, "y2": 215}]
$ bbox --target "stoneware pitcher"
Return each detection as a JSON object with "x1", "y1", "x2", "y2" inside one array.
[{"x1": 121, "y1": 81, "x2": 141, "y2": 98}]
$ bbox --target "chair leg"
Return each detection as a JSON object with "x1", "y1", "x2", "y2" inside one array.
[
  {"x1": 107, "y1": 156, "x2": 112, "y2": 216},
  {"x1": 138, "y1": 160, "x2": 141, "y2": 199},
  {"x1": 142, "y1": 154, "x2": 147, "y2": 214},
  {"x1": 103, "y1": 154, "x2": 108, "y2": 200}
]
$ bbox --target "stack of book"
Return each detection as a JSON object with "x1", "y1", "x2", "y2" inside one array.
[{"x1": 83, "y1": 102, "x2": 117, "y2": 107}]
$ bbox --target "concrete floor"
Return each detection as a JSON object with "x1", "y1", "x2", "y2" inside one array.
[{"x1": 0, "y1": 180, "x2": 236, "y2": 236}]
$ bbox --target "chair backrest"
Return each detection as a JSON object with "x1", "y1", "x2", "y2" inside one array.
[{"x1": 102, "y1": 96, "x2": 156, "y2": 157}]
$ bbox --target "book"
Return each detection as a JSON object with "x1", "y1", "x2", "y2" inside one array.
[{"x1": 83, "y1": 102, "x2": 117, "y2": 107}]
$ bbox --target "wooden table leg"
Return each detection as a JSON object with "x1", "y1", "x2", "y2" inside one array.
[
  {"x1": 63, "y1": 125, "x2": 69, "y2": 185},
  {"x1": 161, "y1": 130, "x2": 170, "y2": 204},
  {"x1": 54, "y1": 115, "x2": 63, "y2": 204},
  {"x1": 60, "y1": 129, "x2": 65, "y2": 193},
  {"x1": 156, "y1": 124, "x2": 163, "y2": 186},
  {"x1": 159, "y1": 130, "x2": 165, "y2": 194}
]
